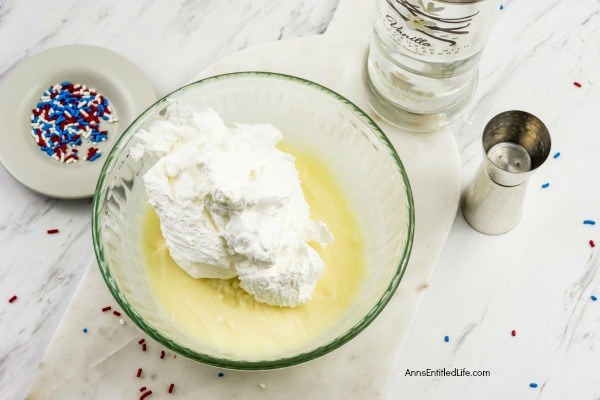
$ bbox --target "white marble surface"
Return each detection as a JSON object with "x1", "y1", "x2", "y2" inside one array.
[
  {"x1": 0, "y1": 2, "x2": 338, "y2": 399},
  {"x1": 1, "y1": 0, "x2": 600, "y2": 399},
  {"x1": 25, "y1": 0, "x2": 462, "y2": 398}
]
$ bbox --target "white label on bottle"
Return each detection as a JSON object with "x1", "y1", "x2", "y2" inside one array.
[{"x1": 376, "y1": 0, "x2": 494, "y2": 60}]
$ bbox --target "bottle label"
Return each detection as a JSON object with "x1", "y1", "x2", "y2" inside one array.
[{"x1": 377, "y1": 0, "x2": 493, "y2": 59}]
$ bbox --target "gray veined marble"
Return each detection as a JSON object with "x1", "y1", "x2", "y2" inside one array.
[{"x1": 2, "y1": 0, "x2": 600, "y2": 399}]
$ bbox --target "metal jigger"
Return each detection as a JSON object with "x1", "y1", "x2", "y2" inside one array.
[{"x1": 461, "y1": 111, "x2": 551, "y2": 235}]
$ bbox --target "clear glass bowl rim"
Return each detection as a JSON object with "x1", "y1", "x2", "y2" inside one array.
[{"x1": 92, "y1": 71, "x2": 415, "y2": 370}]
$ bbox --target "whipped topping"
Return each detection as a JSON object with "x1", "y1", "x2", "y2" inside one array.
[{"x1": 131, "y1": 103, "x2": 333, "y2": 307}]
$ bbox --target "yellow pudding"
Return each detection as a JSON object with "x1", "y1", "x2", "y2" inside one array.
[{"x1": 142, "y1": 147, "x2": 365, "y2": 359}]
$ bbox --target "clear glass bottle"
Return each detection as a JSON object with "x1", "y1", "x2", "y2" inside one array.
[{"x1": 364, "y1": 0, "x2": 497, "y2": 132}]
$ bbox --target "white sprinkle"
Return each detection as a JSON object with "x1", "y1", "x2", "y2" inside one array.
[
  {"x1": 64, "y1": 111, "x2": 72, "y2": 118},
  {"x1": 57, "y1": 275, "x2": 63, "y2": 280},
  {"x1": 119, "y1": 319, "x2": 125, "y2": 325},
  {"x1": 259, "y1": 384, "x2": 266, "y2": 389},
  {"x1": 589, "y1": 77, "x2": 595, "y2": 85}
]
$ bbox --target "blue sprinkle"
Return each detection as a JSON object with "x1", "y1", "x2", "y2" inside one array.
[
  {"x1": 61, "y1": 81, "x2": 70, "y2": 86},
  {"x1": 541, "y1": 183, "x2": 550, "y2": 189},
  {"x1": 553, "y1": 152, "x2": 561, "y2": 159},
  {"x1": 529, "y1": 383, "x2": 538, "y2": 388},
  {"x1": 83, "y1": 328, "x2": 88, "y2": 333},
  {"x1": 88, "y1": 153, "x2": 101, "y2": 162},
  {"x1": 218, "y1": 372, "x2": 224, "y2": 377},
  {"x1": 499, "y1": 4, "x2": 504, "y2": 10},
  {"x1": 444, "y1": 335, "x2": 450, "y2": 343},
  {"x1": 584, "y1": 220, "x2": 597, "y2": 226},
  {"x1": 592, "y1": 295, "x2": 598, "y2": 301}
]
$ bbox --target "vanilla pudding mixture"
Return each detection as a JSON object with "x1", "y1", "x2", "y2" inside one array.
[{"x1": 136, "y1": 104, "x2": 365, "y2": 358}]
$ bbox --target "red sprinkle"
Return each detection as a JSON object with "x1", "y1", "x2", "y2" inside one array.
[
  {"x1": 113, "y1": 310, "x2": 121, "y2": 317},
  {"x1": 511, "y1": 329, "x2": 517, "y2": 337},
  {"x1": 142, "y1": 343, "x2": 147, "y2": 352},
  {"x1": 47, "y1": 229, "x2": 59, "y2": 234},
  {"x1": 140, "y1": 387, "x2": 147, "y2": 392},
  {"x1": 574, "y1": 81, "x2": 582, "y2": 88},
  {"x1": 138, "y1": 339, "x2": 146, "y2": 345},
  {"x1": 136, "y1": 368, "x2": 142, "y2": 378},
  {"x1": 101, "y1": 306, "x2": 111, "y2": 312},
  {"x1": 140, "y1": 390, "x2": 153, "y2": 400},
  {"x1": 168, "y1": 383, "x2": 175, "y2": 394},
  {"x1": 160, "y1": 350, "x2": 165, "y2": 359},
  {"x1": 8, "y1": 295, "x2": 18, "y2": 303},
  {"x1": 590, "y1": 240, "x2": 596, "y2": 248}
]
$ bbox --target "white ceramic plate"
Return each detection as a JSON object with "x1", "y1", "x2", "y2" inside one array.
[{"x1": 0, "y1": 45, "x2": 156, "y2": 198}]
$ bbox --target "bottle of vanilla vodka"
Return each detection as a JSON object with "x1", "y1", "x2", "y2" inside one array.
[{"x1": 364, "y1": 0, "x2": 497, "y2": 132}]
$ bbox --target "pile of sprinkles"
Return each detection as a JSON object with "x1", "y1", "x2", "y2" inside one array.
[{"x1": 30, "y1": 82, "x2": 117, "y2": 164}]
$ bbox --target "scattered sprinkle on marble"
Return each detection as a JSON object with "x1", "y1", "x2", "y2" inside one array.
[
  {"x1": 444, "y1": 335, "x2": 450, "y2": 343},
  {"x1": 592, "y1": 295, "x2": 598, "y2": 301},
  {"x1": 8, "y1": 295, "x2": 17, "y2": 303},
  {"x1": 168, "y1": 383, "x2": 175, "y2": 394},
  {"x1": 590, "y1": 240, "x2": 596, "y2": 248},
  {"x1": 140, "y1": 386, "x2": 147, "y2": 392},
  {"x1": 573, "y1": 81, "x2": 582, "y2": 88},
  {"x1": 119, "y1": 319, "x2": 125, "y2": 325},
  {"x1": 47, "y1": 228, "x2": 59, "y2": 234},
  {"x1": 138, "y1": 339, "x2": 145, "y2": 345},
  {"x1": 584, "y1": 220, "x2": 596, "y2": 226},
  {"x1": 160, "y1": 350, "x2": 166, "y2": 359},
  {"x1": 113, "y1": 310, "x2": 122, "y2": 317},
  {"x1": 82, "y1": 328, "x2": 88, "y2": 333},
  {"x1": 101, "y1": 306, "x2": 111, "y2": 312},
  {"x1": 541, "y1": 183, "x2": 550, "y2": 189},
  {"x1": 589, "y1": 77, "x2": 595, "y2": 85},
  {"x1": 57, "y1": 275, "x2": 62, "y2": 280},
  {"x1": 218, "y1": 372, "x2": 224, "y2": 377},
  {"x1": 529, "y1": 382, "x2": 538, "y2": 388},
  {"x1": 499, "y1": 4, "x2": 504, "y2": 10},
  {"x1": 140, "y1": 390, "x2": 153, "y2": 399},
  {"x1": 141, "y1": 343, "x2": 147, "y2": 352},
  {"x1": 511, "y1": 329, "x2": 516, "y2": 337},
  {"x1": 137, "y1": 368, "x2": 143, "y2": 378},
  {"x1": 553, "y1": 152, "x2": 561, "y2": 159},
  {"x1": 259, "y1": 383, "x2": 266, "y2": 389}
]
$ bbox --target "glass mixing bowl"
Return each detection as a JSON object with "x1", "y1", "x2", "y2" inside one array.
[{"x1": 92, "y1": 72, "x2": 414, "y2": 369}]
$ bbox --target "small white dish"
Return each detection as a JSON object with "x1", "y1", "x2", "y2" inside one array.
[{"x1": 0, "y1": 45, "x2": 156, "y2": 198}]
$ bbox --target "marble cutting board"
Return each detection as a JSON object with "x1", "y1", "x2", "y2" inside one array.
[{"x1": 27, "y1": 0, "x2": 461, "y2": 398}]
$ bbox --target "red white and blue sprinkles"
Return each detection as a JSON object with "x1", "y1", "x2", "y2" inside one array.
[{"x1": 30, "y1": 82, "x2": 117, "y2": 164}]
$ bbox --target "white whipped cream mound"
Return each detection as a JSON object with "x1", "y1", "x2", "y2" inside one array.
[{"x1": 131, "y1": 103, "x2": 333, "y2": 307}]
